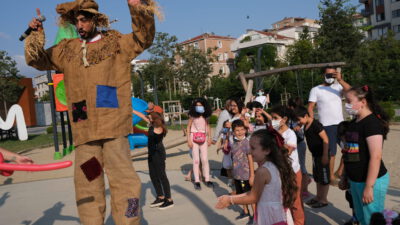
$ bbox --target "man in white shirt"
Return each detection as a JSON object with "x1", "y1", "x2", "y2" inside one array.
[{"x1": 308, "y1": 67, "x2": 351, "y2": 183}]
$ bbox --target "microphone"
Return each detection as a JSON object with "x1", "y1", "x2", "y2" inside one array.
[{"x1": 19, "y1": 15, "x2": 46, "y2": 41}]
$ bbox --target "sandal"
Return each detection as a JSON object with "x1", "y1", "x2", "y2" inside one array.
[
  {"x1": 305, "y1": 198, "x2": 319, "y2": 206},
  {"x1": 311, "y1": 202, "x2": 328, "y2": 208}
]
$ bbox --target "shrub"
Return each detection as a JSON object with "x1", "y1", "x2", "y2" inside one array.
[
  {"x1": 180, "y1": 113, "x2": 189, "y2": 120},
  {"x1": 209, "y1": 115, "x2": 218, "y2": 124},
  {"x1": 380, "y1": 101, "x2": 395, "y2": 120},
  {"x1": 46, "y1": 126, "x2": 53, "y2": 134}
]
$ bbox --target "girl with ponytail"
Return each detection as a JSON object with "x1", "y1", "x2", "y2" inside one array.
[{"x1": 343, "y1": 85, "x2": 390, "y2": 225}]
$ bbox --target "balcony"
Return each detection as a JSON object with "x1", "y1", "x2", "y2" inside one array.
[{"x1": 361, "y1": 9, "x2": 373, "y2": 17}]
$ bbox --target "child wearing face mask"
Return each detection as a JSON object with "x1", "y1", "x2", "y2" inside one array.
[
  {"x1": 228, "y1": 119, "x2": 255, "y2": 224},
  {"x1": 187, "y1": 98, "x2": 213, "y2": 190},
  {"x1": 342, "y1": 85, "x2": 390, "y2": 225},
  {"x1": 270, "y1": 105, "x2": 304, "y2": 225}
]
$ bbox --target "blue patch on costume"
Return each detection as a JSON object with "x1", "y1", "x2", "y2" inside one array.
[
  {"x1": 125, "y1": 198, "x2": 139, "y2": 218},
  {"x1": 96, "y1": 85, "x2": 119, "y2": 108}
]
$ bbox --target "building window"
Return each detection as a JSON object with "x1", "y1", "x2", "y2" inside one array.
[
  {"x1": 193, "y1": 42, "x2": 199, "y2": 49},
  {"x1": 224, "y1": 53, "x2": 228, "y2": 60},
  {"x1": 219, "y1": 66, "x2": 225, "y2": 74},
  {"x1": 377, "y1": 27, "x2": 388, "y2": 36},
  {"x1": 393, "y1": 9, "x2": 400, "y2": 18},
  {"x1": 376, "y1": 13, "x2": 385, "y2": 22},
  {"x1": 218, "y1": 53, "x2": 223, "y2": 61},
  {"x1": 217, "y1": 41, "x2": 223, "y2": 48},
  {"x1": 375, "y1": 0, "x2": 384, "y2": 6},
  {"x1": 393, "y1": 25, "x2": 400, "y2": 33}
]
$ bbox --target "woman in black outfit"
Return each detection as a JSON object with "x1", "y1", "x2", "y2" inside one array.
[{"x1": 132, "y1": 110, "x2": 173, "y2": 210}]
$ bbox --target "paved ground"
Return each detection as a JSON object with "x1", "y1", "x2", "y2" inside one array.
[{"x1": 0, "y1": 126, "x2": 399, "y2": 225}]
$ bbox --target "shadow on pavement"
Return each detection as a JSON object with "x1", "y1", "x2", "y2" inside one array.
[
  {"x1": 171, "y1": 185, "x2": 234, "y2": 225},
  {"x1": 0, "y1": 192, "x2": 10, "y2": 208},
  {"x1": 20, "y1": 201, "x2": 80, "y2": 225},
  {"x1": 305, "y1": 204, "x2": 350, "y2": 225}
]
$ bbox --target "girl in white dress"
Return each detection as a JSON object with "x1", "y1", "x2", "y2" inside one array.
[{"x1": 216, "y1": 128, "x2": 297, "y2": 225}]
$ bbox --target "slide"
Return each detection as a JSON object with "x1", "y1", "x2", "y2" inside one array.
[{"x1": 129, "y1": 97, "x2": 149, "y2": 150}]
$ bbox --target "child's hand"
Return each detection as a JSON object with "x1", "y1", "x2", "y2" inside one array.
[
  {"x1": 321, "y1": 154, "x2": 329, "y2": 166},
  {"x1": 215, "y1": 195, "x2": 231, "y2": 209},
  {"x1": 188, "y1": 140, "x2": 193, "y2": 149},
  {"x1": 207, "y1": 139, "x2": 212, "y2": 147},
  {"x1": 362, "y1": 186, "x2": 374, "y2": 204}
]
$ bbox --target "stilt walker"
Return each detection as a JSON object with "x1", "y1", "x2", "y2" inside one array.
[{"x1": 23, "y1": 0, "x2": 158, "y2": 224}]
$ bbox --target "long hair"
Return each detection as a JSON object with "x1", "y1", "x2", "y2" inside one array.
[
  {"x1": 188, "y1": 97, "x2": 212, "y2": 118},
  {"x1": 348, "y1": 85, "x2": 390, "y2": 139},
  {"x1": 230, "y1": 98, "x2": 244, "y2": 116},
  {"x1": 149, "y1": 112, "x2": 167, "y2": 137},
  {"x1": 251, "y1": 129, "x2": 297, "y2": 208}
]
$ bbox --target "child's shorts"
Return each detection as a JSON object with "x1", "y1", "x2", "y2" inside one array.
[
  {"x1": 312, "y1": 156, "x2": 330, "y2": 185},
  {"x1": 234, "y1": 179, "x2": 251, "y2": 194},
  {"x1": 222, "y1": 152, "x2": 232, "y2": 169}
]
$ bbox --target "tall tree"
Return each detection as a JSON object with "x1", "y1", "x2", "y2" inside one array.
[
  {"x1": 0, "y1": 51, "x2": 23, "y2": 115},
  {"x1": 314, "y1": 0, "x2": 363, "y2": 67}
]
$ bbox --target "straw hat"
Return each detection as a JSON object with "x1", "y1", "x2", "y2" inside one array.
[{"x1": 56, "y1": 0, "x2": 109, "y2": 28}]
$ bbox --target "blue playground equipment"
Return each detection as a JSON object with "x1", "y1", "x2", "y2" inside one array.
[{"x1": 128, "y1": 97, "x2": 149, "y2": 150}]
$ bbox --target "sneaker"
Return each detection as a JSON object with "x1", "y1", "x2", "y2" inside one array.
[
  {"x1": 159, "y1": 199, "x2": 174, "y2": 210},
  {"x1": 246, "y1": 216, "x2": 254, "y2": 225},
  {"x1": 235, "y1": 212, "x2": 250, "y2": 221},
  {"x1": 150, "y1": 198, "x2": 164, "y2": 208},
  {"x1": 194, "y1": 182, "x2": 201, "y2": 190},
  {"x1": 206, "y1": 181, "x2": 214, "y2": 188}
]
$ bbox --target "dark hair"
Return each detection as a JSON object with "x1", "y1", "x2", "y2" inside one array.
[
  {"x1": 293, "y1": 106, "x2": 308, "y2": 118},
  {"x1": 347, "y1": 85, "x2": 390, "y2": 139},
  {"x1": 188, "y1": 98, "x2": 212, "y2": 118},
  {"x1": 337, "y1": 121, "x2": 350, "y2": 139},
  {"x1": 252, "y1": 101, "x2": 263, "y2": 109},
  {"x1": 256, "y1": 112, "x2": 269, "y2": 124},
  {"x1": 222, "y1": 120, "x2": 230, "y2": 127},
  {"x1": 288, "y1": 97, "x2": 303, "y2": 109},
  {"x1": 324, "y1": 66, "x2": 336, "y2": 73},
  {"x1": 232, "y1": 119, "x2": 246, "y2": 131},
  {"x1": 251, "y1": 130, "x2": 297, "y2": 208},
  {"x1": 230, "y1": 98, "x2": 244, "y2": 116},
  {"x1": 369, "y1": 212, "x2": 385, "y2": 225},
  {"x1": 246, "y1": 102, "x2": 254, "y2": 110},
  {"x1": 270, "y1": 105, "x2": 295, "y2": 124},
  {"x1": 149, "y1": 112, "x2": 167, "y2": 137}
]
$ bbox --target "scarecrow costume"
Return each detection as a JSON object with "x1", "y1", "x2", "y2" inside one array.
[{"x1": 24, "y1": 0, "x2": 157, "y2": 224}]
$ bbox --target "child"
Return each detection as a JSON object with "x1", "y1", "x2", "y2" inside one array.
[
  {"x1": 216, "y1": 129, "x2": 297, "y2": 225},
  {"x1": 229, "y1": 119, "x2": 255, "y2": 223},
  {"x1": 270, "y1": 106, "x2": 304, "y2": 225},
  {"x1": 294, "y1": 106, "x2": 330, "y2": 209},
  {"x1": 343, "y1": 86, "x2": 390, "y2": 225},
  {"x1": 131, "y1": 110, "x2": 174, "y2": 209},
  {"x1": 337, "y1": 121, "x2": 359, "y2": 225},
  {"x1": 187, "y1": 97, "x2": 213, "y2": 190},
  {"x1": 219, "y1": 120, "x2": 233, "y2": 187}
]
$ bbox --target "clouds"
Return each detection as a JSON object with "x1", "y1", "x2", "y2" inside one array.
[
  {"x1": 0, "y1": 32, "x2": 10, "y2": 39},
  {"x1": 13, "y1": 55, "x2": 42, "y2": 77}
]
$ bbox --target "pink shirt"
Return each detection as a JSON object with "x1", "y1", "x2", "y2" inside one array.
[{"x1": 190, "y1": 117, "x2": 207, "y2": 133}]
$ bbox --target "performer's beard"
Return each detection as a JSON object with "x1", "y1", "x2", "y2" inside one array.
[{"x1": 78, "y1": 25, "x2": 97, "y2": 40}]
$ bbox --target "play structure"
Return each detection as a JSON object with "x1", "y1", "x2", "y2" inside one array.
[
  {"x1": 162, "y1": 100, "x2": 183, "y2": 125},
  {"x1": 0, "y1": 104, "x2": 28, "y2": 141},
  {"x1": 128, "y1": 97, "x2": 149, "y2": 150},
  {"x1": 239, "y1": 62, "x2": 346, "y2": 105},
  {"x1": 0, "y1": 152, "x2": 72, "y2": 176}
]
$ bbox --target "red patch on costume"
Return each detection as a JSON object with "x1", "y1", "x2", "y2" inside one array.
[{"x1": 80, "y1": 157, "x2": 102, "y2": 182}]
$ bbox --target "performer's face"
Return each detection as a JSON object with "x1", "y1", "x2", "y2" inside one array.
[{"x1": 76, "y1": 14, "x2": 96, "y2": 40}]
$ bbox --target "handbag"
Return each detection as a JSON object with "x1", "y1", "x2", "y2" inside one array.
[{"x1": 192, "y1": 118, "x2": 206, "y2": 144}]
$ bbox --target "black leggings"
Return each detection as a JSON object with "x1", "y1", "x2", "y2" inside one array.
[{"x1": 148, "y1": 151, "x2": 171, "y2": 199}]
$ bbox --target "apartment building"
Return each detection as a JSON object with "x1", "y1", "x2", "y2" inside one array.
[
  {"x1": 33, "y1": 73, "x2": 49, "y2": 100},
  {"x1": 360, "y1": 0, "x2": 400, "y2": 39},
  {"x1": 177, "y1": 33, "x2": 236, "y2": 77},
  {"x1": 267, "y1": 17, "x2": 321, "y2": 40}
]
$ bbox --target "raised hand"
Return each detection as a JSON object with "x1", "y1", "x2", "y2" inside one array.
[
  {"x1": 128, "y1": 0, "x2": 141, "y2": 6},
  {"x1": 29, "y1": 8, "x2": 43, "y2": 30}
]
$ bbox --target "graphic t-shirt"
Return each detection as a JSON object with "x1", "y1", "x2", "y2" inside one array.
[
  {"x1": 344, "y1": 114, "x2": 387, "y2": 182},
  {"x1": 304, "y1": 119, "x2": 325, "y2": 157},
  {"x1": 230, "y1": 137, "x2": 251, "y2": 180}
]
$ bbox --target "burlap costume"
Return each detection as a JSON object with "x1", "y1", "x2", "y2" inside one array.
[{"x1": 24, "y1": 0, "x2": 156, "y2": 224}]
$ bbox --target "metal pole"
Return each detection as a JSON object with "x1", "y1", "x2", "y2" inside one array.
[
  {"x1": 256, "y1": 47, "x2": 263, "y2": 90},
  {"x1": 138, "y1": 71, "x2": 144, "y2": 99},
  {"x1": 153, "y1": 73, "x2": 159, "y2": 105},
  {"x1": 46, "y1": 70, "x2": 61, "y2": 159}
]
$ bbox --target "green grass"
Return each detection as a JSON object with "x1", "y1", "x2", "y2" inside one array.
[{"x1": 0, "y1": 133, "x2": 63, "y2": 153}]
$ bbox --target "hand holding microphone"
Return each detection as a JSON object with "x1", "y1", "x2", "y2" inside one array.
[{"x1": 20, "y1": 8, "x2": 46, "y2": 41}]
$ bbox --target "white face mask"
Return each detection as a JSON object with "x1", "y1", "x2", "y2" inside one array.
[
  {"x1": 271, "y1": 119, "x2": 281, "y2": 130},
  {"x1": 345, "y1": 103, "x2": 359, "y2": 115},
  {"x1": 325, "y1": 77, "x2": 335, "y2": 84},
  {"x1": 257, "y1": 91, "x2": 264, "y2": 96}
]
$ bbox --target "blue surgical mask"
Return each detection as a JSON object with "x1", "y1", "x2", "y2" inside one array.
[
  {"x1": 222, "y1": 128, "x2": 229, "y2": 133},
  {"x1": 195, "y1": 106, "x2": 205, "y2": 114}
]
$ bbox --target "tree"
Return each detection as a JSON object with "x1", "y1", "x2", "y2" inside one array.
[
  {"x1": 176, "y1": 47, "x2": 213, "y2": 96},
  {"x1": 0, "y1": 51, "x2": 23, "y2": 115},
  {"x1": 314, "y1": 0, "x2": 364, "y2": 79}
]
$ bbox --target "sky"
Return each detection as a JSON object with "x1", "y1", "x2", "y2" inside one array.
[{"x1": 0, "y1": 0, "x2": 360, "y2": 77}]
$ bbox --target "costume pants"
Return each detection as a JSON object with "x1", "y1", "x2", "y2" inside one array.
[
  {"x1": 349, "y1": 173, "x2": 389, "y2": 225},
  {"x1": 74, "y1": 136, "x2": 141, "y2": 225},
  {"x1": 191, "y1": 134, "x2": 210, "y2": 183},
  {"x1": 148, "y1": 150, "x2": 171, "y2": 199},
  {"x1": 291, "y1": 171, "x2": 305, "y2": 225}
]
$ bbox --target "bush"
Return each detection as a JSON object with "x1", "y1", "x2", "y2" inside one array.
[
  {"x1": 209, "y1": 115, "x2": 218, "y2": 124},
  {"x1": 46, "y1": 126, "x2": 53, "y2": 134},
  {"x1": 380, "y1": 101, "x2": 395, "y2": 120},
  {"x1": 180, "y1": 113, "x2": 189, "y2": 120}
]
